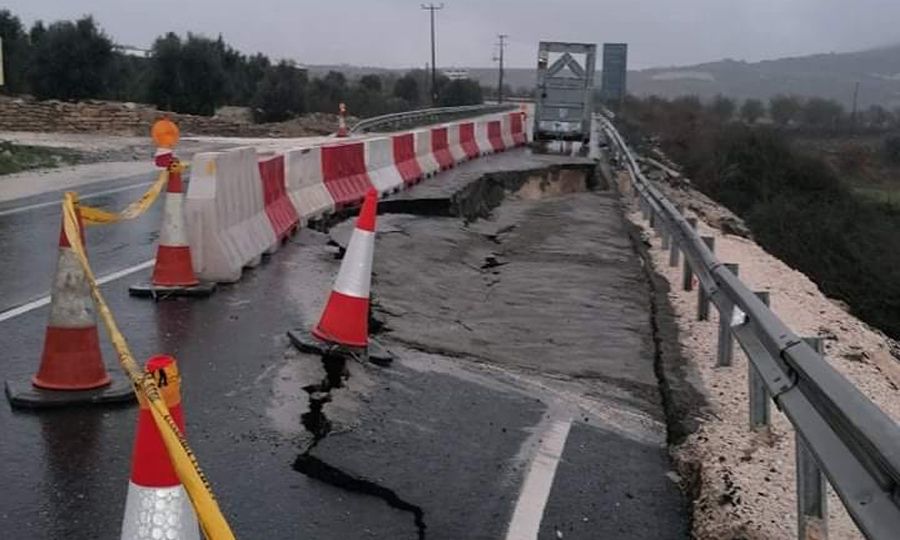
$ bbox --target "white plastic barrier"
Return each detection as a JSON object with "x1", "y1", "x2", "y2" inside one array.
[
  {"x1": 500, "y1": 114, "x2": 516, "y2": 149},
  {"x1": 446, "y1": 123, "x2": 467, "y2": 164},
  {"x1": 365, "y1": 137, "x2": 404, "y2": 194},
  {"x1": 475, "y1": 119, "x2": 493, "y2": 156},
  {"x1": 415, "y1": 129, "x2": 441, "y2": 177},
  {"x1": 185, "y1": 147, "x2": 277, "y2": 283},
  {"x1": 285, "y1": 146, "x2": 336, "y2": 223}
]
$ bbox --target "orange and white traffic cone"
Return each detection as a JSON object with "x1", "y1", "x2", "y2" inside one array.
[
  {"x1": 312, "y1": 188, "x2": 377, "y2": 347},
  {"x1": 130, "y1": 135, "x2": 214, "y2": 298},
  {"x1": 336, "y1": 102, "x2": 349, "y2": 138},
  {"x1": 120, "y1": 355, "x2": 200, "y2": 540},
  {"x1": 5, "y1": 201, "x2": 133, "y2": 408},
  {"x1": 287, "y1": 189, "x2": 393, "y2": 363}
]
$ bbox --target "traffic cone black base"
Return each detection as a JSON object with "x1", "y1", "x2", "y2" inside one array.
[
  {"x1": 128, "y1": 282, "x2": 216, "y2": 299},
  {"x1": 5, "y1": 371, "x2": 134, "y2": 409},
  {"x1": 287, "y1": 328, "x2": 394, "y2": 366}
]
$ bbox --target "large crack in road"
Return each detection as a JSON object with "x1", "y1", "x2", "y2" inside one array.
[{"x1": 293, "y1": 348, "x2": 430, "y2": 539}]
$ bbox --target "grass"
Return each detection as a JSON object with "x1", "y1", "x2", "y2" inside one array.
[{"x1": 0, "y1": 140, "x2": 83, "y2": 175}]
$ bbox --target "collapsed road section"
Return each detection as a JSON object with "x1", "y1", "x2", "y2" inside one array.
[{"x1": 301, "y1": 147, "x2": 698, "y2": 539}]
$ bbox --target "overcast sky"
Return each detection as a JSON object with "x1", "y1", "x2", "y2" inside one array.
[{"x1": 6, "y1": 0, "x2": 900, "y2": 69}]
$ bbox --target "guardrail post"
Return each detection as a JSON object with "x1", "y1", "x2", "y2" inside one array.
[
  {"x1": 659, "y1": 216, "x2": 670, "y2": 248},
  {"x1": 640, "y1": 196, "x2": 650, "y2": 221},
  {"x1": 668, "y1": 232, "x2": 678, "y2": 266},
  {"x1": 797, "y1": 337, "x2": 828, "y2": 540},
  {"x1": 697, "y1": 236, "x2": 715, "y2": 320},
  {"x1": 716, "y1": 263, "x2": 738, "y2": 367},
  {"x1": 669, "y1": 206, "x2": 684, "y2": 268},
  {"x1": 682, "y1": 218, "x2": 698, "y2": 291},
  {"x1": 749, "y1": 291, "x2": 771, "y2": 430}
]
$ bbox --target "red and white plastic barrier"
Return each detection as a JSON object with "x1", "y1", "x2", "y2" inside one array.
[
  {"x1": 447, "y1": 124, "x2": 467, "y2": 164},
  {"x1": 177, "y1": 113, "x2": 529, "y2": 285},
  {"x1": 185, "y1": 147, "x2": 277, "y2": 283},
  {"x1": 431, "y1": 126, "x2": 455, "y2": 170},
  {"x1": 475, "y1": 120, "x2": 493, "y2": 156},
  {"x1": 365, "y1": 137, "x2": 404, "y2": 195},
  {"x1": 487, "y1": 119, "x2": 506, "y2": 153},
  {"x1": 500, "y1": 114, "x2": 516, "y2": 150},
  {"x1": 510, "y1": 112, "x2": 527, "y2": 146},
  {"x1": 285, "y1": 146, "x2": 335, "y2": 223},
  {"x1": 321, "y1": 142, "x2": 374, "y2": 209},
  {"x1": 392, "y1": 132, "x2": 423, "y2": 185},
  {"x1": 258, "y1": 153, "x2": 300, "y2": 254},
  {"x1": 415, "y1": 129, "x2": 441, "y2": 177},
  {"x1": 458, "y1": 122, "x2": 481, "y2": 159}
]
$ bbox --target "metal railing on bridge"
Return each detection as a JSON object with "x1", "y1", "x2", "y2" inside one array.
[
  {"x1": 598, "y1": 114, "x2": 900, "y2": 540},
  {"x1": 349, "y1": 103, "x2": 517, "y2": 134}
]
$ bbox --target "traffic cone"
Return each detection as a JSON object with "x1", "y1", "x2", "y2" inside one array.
[
  {"x1": 336, "y1": 102, "x2": 349, "y2": 138},
  {"x1": 312, "y1": 189, "x2": 378, "y2": 348},
  {"x1": 5, "y1": 202, "x2": 133, "y2": 408},
  {"x1": 130, "y1": 152, "x2": 214, "y2": 298},
  {"x1": 121, "y1": 355, "x2": 200, "y2": 540}
]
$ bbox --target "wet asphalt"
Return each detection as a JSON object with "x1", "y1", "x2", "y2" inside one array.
[{"x1": 0, "y1": 150, "x2": 690, "y2": 539}]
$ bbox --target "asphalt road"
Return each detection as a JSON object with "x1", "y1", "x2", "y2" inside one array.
[{"x1": 0, "y1": 150, "x2": 690, "y2": 539}]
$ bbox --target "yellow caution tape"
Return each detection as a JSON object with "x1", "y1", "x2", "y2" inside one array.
[
  {"x1": 80, "y1": 168, "x2": 170, "y2": 225},
  {"x1": 61, "y1": 192, "x2": 236, "y2": 540}
]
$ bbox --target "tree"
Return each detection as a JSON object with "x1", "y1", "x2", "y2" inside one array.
[
  {"x1": 358, "y1": 74, "x2": 382, "y2": 93},
  {"x1": 306, "y1": 70, "x2": 347, "y2": 113},
  {"x1": 740, "y1": 99, "x2": 765, "y2": 124},
  {"x1": 769, "y1": 95, "x2": 802, "y2": 127},
  {"x1": 710, "y1": 95, "x2": 736, "y2": 122},
  {"x1": 884, "y1": 134, "x2": 900, "y2": 165},
  {"x1": 28, "y1": 16, "x2": 114, "y2": 101},
  {"x1": 437, "y1": 79, "x2": 482, "y2": 106},
  {"x1": 801, "y1": 97, "x2": 844, "y2": 129},
  {"x1": 0, "y1": 10, "x2": 30, "y2": 94},
  {"x1": 251, "y1": 61, "x2": 307, "y2": 123},
  {"x1": 146, "y1": 33, "x2": 227, "y2": 115},
  {"x1": 393, "y1": 73, "x2": 420, "y2": 105}
]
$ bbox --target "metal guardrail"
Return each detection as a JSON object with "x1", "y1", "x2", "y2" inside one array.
[
  {"x1": 597, "y1": 114, "x2": 900, "y2": 540},
  {"x1": 349, "y1": 104, "x2": 517, "y2": 134}
]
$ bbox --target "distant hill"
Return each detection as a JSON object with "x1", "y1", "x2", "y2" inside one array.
[
  {"x1": 630, "y1": 45, "x2": 900, "y2": 109},
  {"x1": 307, "y1": 45, "x2": 900, "y2": 109}
]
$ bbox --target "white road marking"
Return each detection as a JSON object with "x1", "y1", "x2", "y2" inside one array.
[
  {"x1": 0, "y1": 258, "x2": 155, "y2": 323},
  {"x1": 505, "y1": 418, "x2": 573, "y2": 540},
  {"x1": 0, "y1": 181, "x2": 152, "y2": 218}
]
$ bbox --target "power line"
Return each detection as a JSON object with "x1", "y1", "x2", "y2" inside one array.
[
  {"x1": 421, "y1": 3, "x2": 445, "y2": 105},
  {"x1": 494, "y1": 34, "x2": 508, "y2": 103}
]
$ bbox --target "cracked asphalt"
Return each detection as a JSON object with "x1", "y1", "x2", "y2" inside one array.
[{"x1": 0, "y1": 148, "x2": 691, "y2": 538}]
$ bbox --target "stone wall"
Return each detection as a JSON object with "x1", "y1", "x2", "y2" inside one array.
[{"x1": 0, "y1": 96, "x2": 336, "y2": 137}]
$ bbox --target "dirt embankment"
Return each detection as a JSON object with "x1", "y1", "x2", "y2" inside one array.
[
  {"x1": 619, "y1": 165, "x2": 900, "y2": 539},
  {"x1": 0, "y1": 95, "x2": 340, "y2": 138}
]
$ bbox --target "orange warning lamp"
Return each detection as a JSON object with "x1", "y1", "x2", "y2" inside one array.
[{"x1": 151, "y1": 118, "x2": 180, "y2": 149}]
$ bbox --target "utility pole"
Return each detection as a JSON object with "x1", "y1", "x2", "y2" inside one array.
[
  {"x1": 421, "y1": 3, "x2": 444, "y2": 105},
  {"x1": 850, "y1": 80, "x2": 860, "y2": 134},
  {"x1": 494, "y1": 34, "x2": 508, "y2": 103}
]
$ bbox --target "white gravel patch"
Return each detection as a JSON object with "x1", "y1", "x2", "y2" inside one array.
[{"x1": 625, "y1": 189, "x2": 900, "y2": 539}]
